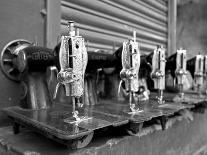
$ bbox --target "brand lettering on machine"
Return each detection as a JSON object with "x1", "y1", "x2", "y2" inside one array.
[{"x1": 32, "y1": 51, "x2": 51, "y2": 60}]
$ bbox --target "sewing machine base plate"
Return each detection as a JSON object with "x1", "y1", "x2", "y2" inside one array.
[
  {"x1": 3, "y1": 100, "x2": 193, "y2": 149},
  {"x1": 4, "y1": 103, "x2": 126, "y2": 149},
  {"x1": 151, "y1": 92, "x2": 207, "y2": 105}
]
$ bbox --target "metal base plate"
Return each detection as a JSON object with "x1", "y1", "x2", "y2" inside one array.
[
  {"x1": 151, "y1": 92, "x2": 207, "y2": 105},
  {"x1": 3, "y1": 98, "x2": 192, "y2": 144},
  {"x1": 3, "y1": 103, "x2": 125, "y2": 140}
]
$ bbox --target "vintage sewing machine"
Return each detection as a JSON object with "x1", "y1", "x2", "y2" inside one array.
[
  {"x1": 165, "y1": 48, "x2": 188, "y2": 102},
  {"x1": 186, "y1": 54, "x2": 207, "y2": 102},
  {"x1": 119, "y1": 31, "x2": 143, "y2": 113},
  {"x1": 203, "y1": 55, "x2": 207, "y2": 94},
  {"x1": 187, "y1": 54, "x2": 204, "y2": 93},
  {"x1": 116, "y1": 45, "x2": 151, "y2": 103},
  {"x1": 151, "y1": 45, "x2": 166, "y2": 105},
  {"x1": 174, "y1": 49, "x2": 187, "y2": 100},
  {"x1": 53, "y1": 21, "x2": 90, "y2": 123}
]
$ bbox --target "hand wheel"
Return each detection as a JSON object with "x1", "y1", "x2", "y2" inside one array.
[{"x1": 0, "y1": 39, "x2": 31, "y2": 82}]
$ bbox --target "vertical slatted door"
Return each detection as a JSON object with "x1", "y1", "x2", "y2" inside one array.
[{"x1": 60, "y1": 0, "x2": 168, "y2": 54}]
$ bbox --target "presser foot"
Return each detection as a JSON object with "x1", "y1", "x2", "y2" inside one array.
[
  {"x1": 179, "y1": 93, "x2": 185, "y2": 100},
  {"x1": 135, "y1": 90, "x2": 150, "y2": 102},
  {"x1": 128, "y1": 104, "x2": 143, "y2": 114},
  {"x1": 77, "y1": 102, "x2": 84, "y2": 108},
  {"x1": 174, "y1": 93, "x2": 185, "y2": 103},
  {"x1": 173, "y1": 96, "x2": 185, "y2": 103},
  {"x1": 64, "y1": 111, "x2": 92, "y2": 124},
  {"x1": 156, "y1": 96, "x2": 165, "y2": 105}
]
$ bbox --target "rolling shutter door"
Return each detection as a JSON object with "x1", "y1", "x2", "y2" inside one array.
[{"x1": 60, "y1": 0, "x2": 168, "y2": 54}]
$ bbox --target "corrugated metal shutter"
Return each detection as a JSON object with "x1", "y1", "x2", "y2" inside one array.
[{"x1": 60, "y1": 0, "x2": 168, "y2": 54}]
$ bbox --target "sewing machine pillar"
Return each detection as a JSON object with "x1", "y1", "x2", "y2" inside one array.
[
  {"x1": 20, "y1": 72, "x2": 52, "y2": 109},
  {"x1": 175, "y1": 49, "x2": 187, "y2": 99},
  {"x1": 54, "y1": 21, "x2": 88, "y2": 121},
  {"x1": 16, "y1": 46, "x2": 55, "y2": 109},
  {"x1": 194, "y1": 55, "x2": 204, "y2": 94},
  {"x1": 120, "y1": 31, "x2": 141, "y2": 112},
  {"x1": 151, "y1": 45, "x2": 166, "y2": 104},
  {"x1": 203, "y1": 55, "x2": 207, "y2": 93}
]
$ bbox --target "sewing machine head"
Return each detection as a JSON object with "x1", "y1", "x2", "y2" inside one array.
[
  {"x1": 120, "y1": 31, "x2": 141, "y2": 112},
  {"x1": 203, "y1": 55, "x2": 207, "y2": 78},
  {"x1": 187, "y1": 54, "x2": 204, "y2": 93},
  {"x1": 151, "y1": 45, "x2": 166, "y2": 104},
  {"x1": 202, "y1": 55, "x2": 207, "y2": 94},
  {"x1": 165, "y1": 48, "x2": 187, "y2": 81},
  {"x1": 175, "y1": 48, "x2": 187, "y2": 79},
  {"x1": 120, "y1": 31, "x2": 140, "y2": 92},
  {"x1": 151, "y1": 46, "x2": 166, "y2": 89},
  {"x1": 54, "y1": 36, "x2": 121, "y2": 105},
  {"x1": 194, "y1": 54, "x2": 204, "y2": 91},
  {"x1": 54, "y1": 21, "x2": 88, "y2": 121},
  {"x1": 175, "y1": 48, "x2": 187, "y2": 96}
]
